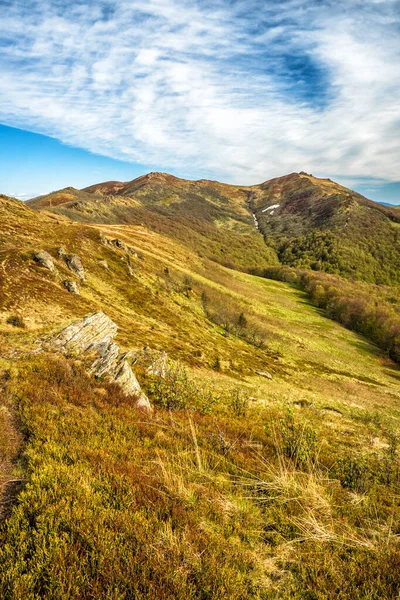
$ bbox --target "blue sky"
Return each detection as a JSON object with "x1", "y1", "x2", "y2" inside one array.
[{"x1": 0, "y1": 0, "x2": 399, "y2": 203}]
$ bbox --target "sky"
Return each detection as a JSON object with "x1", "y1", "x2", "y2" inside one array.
[{"x1": 0, "y1": 0, "x2": 399, "y2": 203}]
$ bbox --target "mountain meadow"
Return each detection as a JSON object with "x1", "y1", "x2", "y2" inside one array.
[{"x1": 0, "y1": 171, "x2": 399, "y2": 599}]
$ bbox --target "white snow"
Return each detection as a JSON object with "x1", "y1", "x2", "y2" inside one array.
[{"x1": 262, "y1": 204, "x2": 280, "y2": 212}]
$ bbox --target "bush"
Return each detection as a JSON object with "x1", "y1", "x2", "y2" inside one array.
[
  {"x1": 333, "y1": 455, "x2": 374, "y2": 493},
  {"x1": 228, "y1": 388, "x2": 249, "y2": 417},
  {"x1": 6, "y1": 315, "x2": 25, "y2": 328},
  {"x1": 144, "y1": 361, "x2": 219, "y2": 413},
  {"x1": 267, "y1": 409, "x2": 317, "y2": 468}
]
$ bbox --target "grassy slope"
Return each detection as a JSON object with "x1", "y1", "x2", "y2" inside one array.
[{"x1": 0, "y1": 195, "x2": 400, "y2": 597}]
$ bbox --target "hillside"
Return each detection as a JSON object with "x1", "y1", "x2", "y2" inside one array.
[
  {"x1": 1, "y1": 191, "x2": 400, "y2": 598},
  {"x1": 249, "y1": 173, "x2": 400, "y2": 284},
  {"x1": 29, "y1": 171, "x2": 400, "y2": 285}
]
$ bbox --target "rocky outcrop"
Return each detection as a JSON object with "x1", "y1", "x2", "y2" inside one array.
[
  {"x1": 42, "y1": 312, "x2": 151, "y2": 410},
  {"x1": 44, "y1": 311, "x2": 117, "y2": 355},
  {"x1": 65, "y1": 254, "x2": 86, "y2": 281},
  {"x1": 33, "y1": 250, "x2": 55, "y2": 272},
  {"x1": 63, "y1": 280, "x2": 80, "y2": 294}
]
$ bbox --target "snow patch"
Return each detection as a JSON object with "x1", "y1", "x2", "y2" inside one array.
[
  {"x1": 252, "y1": 213, "x2": 259, "y2": 229},
  {"x1": 262, "y1": 204, "x2": 280, "y2": 212}
]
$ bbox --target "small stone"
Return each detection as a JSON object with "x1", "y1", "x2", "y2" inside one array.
[
  {"x1": 99, "y1": 260, "x2": 109, "y2": 269},
  {"x1": 33, "y1": 250, "x2": 55, "y2": 272},
  {"x1": 112, "y1": 238, "x2": 128, "y2": 251},
  {"x1": 57, "y1": 247, "x2": 67, "y2": 258},
  {"x1": 66, "y1": 254, "x2": 86, "y2": 280},
  {"x1": 100, "y1": 234, "x2": 111, "y2": 247},
  {"x1": 256, "y1": 371, "x2": 273, "y2": 379},
  {"x1": 63, "y1": 280, "x2": 80, "y2": 294}
]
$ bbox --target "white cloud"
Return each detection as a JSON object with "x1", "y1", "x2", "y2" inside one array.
[{"x1": 0, "y1": 0, "x2": 399, "y2": 184}]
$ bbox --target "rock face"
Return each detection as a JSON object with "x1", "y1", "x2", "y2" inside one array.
[
  {"x1": 33, "y1": 250, "x2": 55, "y2": 272},
  {"x1": 42, "y1": 312, "x2": 152, "y2": 410},
  {"x1": 66, "y1": 254, "x2": 86, "y2": 280}
]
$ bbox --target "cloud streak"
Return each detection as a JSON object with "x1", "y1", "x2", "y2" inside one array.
[{"x1": 0, "y1": 0, "x2": 399, "y2": 184}]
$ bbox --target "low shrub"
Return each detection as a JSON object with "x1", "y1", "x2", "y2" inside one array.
[{"x1": 6, "y1": 315, "x2": 25, "y2": 328}]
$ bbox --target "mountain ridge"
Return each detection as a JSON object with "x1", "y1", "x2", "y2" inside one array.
[{"x1": 27, "y1": 171, "x2": 400, "y2": 284}]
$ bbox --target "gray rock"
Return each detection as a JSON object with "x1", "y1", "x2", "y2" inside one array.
[
  {"x1": 256, "y1": 371, "x2": 273, "y2": 380},
  {"x1": 66, "y1": 254, "x2": 86, "y2": 280},
  {"x1": 42, "y1": 312, "x2": 151, "y2": 410},
  {"x1": 100, "y1": 234, "x2": 112, "y2": 247},
  {"x1": 57, "y1": 247, "x2": 67, "y2": 258},
  {"x1": 44, "y1": 311, "x2": 118, "y2": 355},
  {"x1": 136, "y1": 392, "x2": 153, "y2": 410},
  {"x1": 33, "y1": 250, "x2": 55, "y2": 272},
  {"x1": 112, "y1": 238, "x2": 128, "y2": 251},
  {"x1": 63, "y1": 280, "x2": 80, "y2": 294}
]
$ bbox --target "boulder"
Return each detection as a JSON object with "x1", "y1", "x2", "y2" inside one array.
[
  {"x1": 66, "y1": 254, "x2": 86, "y2": 280},
  {"x1": 33, "y1": 250, "x2": 55, "y2": 272},
  {"x1": 44, "y1": 311, "x2": 118, "y2": 355},
  {"x1": 42, "y1": 312, "x2": 151, "y2": 410},
  {"x1": 57, "y1": 247, "x2": 67, "y2": 258},
  {"x1": 63, "y1": 280, "x2": 80, "y2": 294}
]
